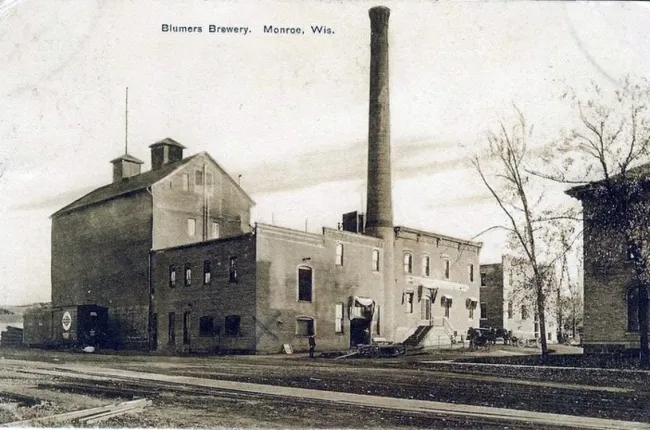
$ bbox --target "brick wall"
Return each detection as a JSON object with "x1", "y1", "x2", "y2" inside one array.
[
  {"x1": 479, "y1": 263, "x2": 504, "y2": 329},
  {"x1": 152, "y1": 153, "x2": 253, "y2": 250},
  {"x1": 151, "y1": 234, "x2": 257, "y2": 354},
  {"x1": 393, "y1": 228, "x2": 482, "y2": 343},
  {"x1": 51, "y1": 192, "x2": 153, "y2": 349},
  {"x1": 255, "y1": 224, "x2": 385, "y2": 354}
]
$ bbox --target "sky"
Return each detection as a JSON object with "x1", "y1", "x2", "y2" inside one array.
[{"x1": 1, "y1": 0, "x2": 649, "y2": 305}]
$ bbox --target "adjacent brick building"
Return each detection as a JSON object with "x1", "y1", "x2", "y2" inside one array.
[
  {"x1": 567, "y1": 172, "x2": 649, "y2": 353},
  {"x1": 479, "y1": 255, "x2": 558, "y2": 343}
]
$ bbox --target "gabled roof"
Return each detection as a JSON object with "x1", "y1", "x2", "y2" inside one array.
[
  {"x1": 52, "y1": 154, "x2": 200, "y2": 217},
  {"x1": 149, "y1": 137, "x2": 186, "y2": 149},
  {"x1": 52, "y1": 150, "x2": 256, "y2": 217},
  {"x1": 110, "y1": 153, "x2": 144, "y2": 164}
]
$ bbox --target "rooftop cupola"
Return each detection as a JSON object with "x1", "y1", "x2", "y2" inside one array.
[
  {"x1": 110, "y1": 153, "x2": 144, "y2": 183},
  {"x1": 149, "y1": 137, "x2": 186, "y2": 170}
]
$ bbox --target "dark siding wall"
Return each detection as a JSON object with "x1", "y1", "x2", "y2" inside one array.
[
  {"x1": 151, "y1": 234, "x2": 256, "y2": 353},
  {"x1": 51, "y1": 192, "x2": 152, "y2": 349},
  {"x1": 581, "y1": 201, "x2": 638, "y2": 352},
  {"x1": 479, "y1": 263, "x2": 504, "y2": 328},
  {"x1": 152, "y1": 154, "x2": 253, "y2": 250}
]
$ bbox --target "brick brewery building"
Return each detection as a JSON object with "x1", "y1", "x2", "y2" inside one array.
[
  {"x1": 38, "y1": 7, "x2": 482, "y2": 354},
  {"x1": 480, "y1": 256, "x2": 558, "y2": 344},
  {"x1": 567, "y1": 170, "x2": 649, "y2": 353}
]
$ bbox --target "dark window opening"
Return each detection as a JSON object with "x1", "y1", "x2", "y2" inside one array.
[
  {"x1": 296, "y1": 317, "x2": 314, "y2": 336},
  {"x1": 169, "y1": 265, "x2": 176, "y2": 288},
  {"x1": 403, "y1": 253, "x2": 413, "y2": 274},
  {"x1": 183, "y1": 311, "x2": 191, "y2": 344},
  {"x1": 224, "y1": 315, "x2": 241, "y2": 337},
  {"x1": 480, "y1": 302, "x2": 487, "y2": 319},
  {"x1": 480, "y1": 272, "x2": 487, "y2": 287},
  {"x1": 229, "y1": 257, "x2": 238, "y2": 283},
  {"x1": 628, "y1": 286, "x2": 640, "y2": 332},
  {"x1": 185, "y1": 264, "x2": 192, "y2": 286},
  {"x1": 195, "y1": 170, "x2": 204, "y2": 186},
  {"x1": 508, "y1": 301, "x2": 513, "y2": 319},
  {"x1": 469, "y1": 264, "x2": 474, "y2": 282},
  {"x1": 199, "y1": 316, "x2": 216, "y2": 337},
  {"x1": 444, "y1": 259, "x2": 450, "y2": 279},
  {"x1": 203, "y1": 260, "x2": 211, "y2": 285},
  {"x1": 168, "y1": 312, "x2": 176, "y2": 344},
  {"x1": 521, "y1": 305, "x2": 528, "y2": 320},
  {"x1": 298, "y1": 266, "x2": 313, "y2": 302}
]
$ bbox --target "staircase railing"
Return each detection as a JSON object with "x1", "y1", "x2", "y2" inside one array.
[{"x1": 442, "y1": 317, "x2": 456, "y2": 344}]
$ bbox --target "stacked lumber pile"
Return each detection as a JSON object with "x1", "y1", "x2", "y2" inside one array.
[
  {"x1": 0, "y1": 326, "x2": 23, "y2": 347},
  {"x1": 4, "y1": 398, "x2": 152, "y2": 427}
]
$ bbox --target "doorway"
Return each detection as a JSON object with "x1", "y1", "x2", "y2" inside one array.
[
  {"x1": 421, "y1": 296, "x2": 432, "y2": 321},
  {"x1": 350, "y1": 319, "x2": 372, "y2": 347}
]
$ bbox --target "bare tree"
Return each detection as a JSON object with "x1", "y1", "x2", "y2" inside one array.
[
  {"x1": 539, "y1": 77, "x2": 650, "y2": 365},
  {"x1": 473, "y1": 108, "x2": 577, "y2": 359}
]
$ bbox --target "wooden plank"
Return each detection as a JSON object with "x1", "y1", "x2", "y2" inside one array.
[{"x1": 2, "y1": 399, "x2": 150, "y2": 427}]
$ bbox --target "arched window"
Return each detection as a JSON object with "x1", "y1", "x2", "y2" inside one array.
[
  {"x1": 298, "y1": 266, "x2": 313, "y2": 302},
  {"x1": 628, "y1": 286, "x2": 640, "y2": 332},
  {"x1": 403, "y1": 253, "x2": 413, "y2": 274},
  {"x1": 421, "y1": 255, "x2": 430, "y2": 277}
]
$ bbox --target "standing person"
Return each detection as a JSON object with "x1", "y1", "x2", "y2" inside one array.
[{"x1": 308, "y1": 333, "x2": 316, "y2": 358}]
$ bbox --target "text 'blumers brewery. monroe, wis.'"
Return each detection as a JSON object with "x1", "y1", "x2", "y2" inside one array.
[{"x1": 161, "y1": 24, "x2": 334, "y2": 35}]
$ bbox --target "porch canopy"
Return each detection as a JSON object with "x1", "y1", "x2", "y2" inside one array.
[{"x1": 349, "y1": 296, "x2": 375, "y2": 320}]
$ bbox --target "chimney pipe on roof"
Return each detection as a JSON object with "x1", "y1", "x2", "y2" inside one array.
[{"x1": 365, "y1": 6, "x2": 393, "y2": 240}]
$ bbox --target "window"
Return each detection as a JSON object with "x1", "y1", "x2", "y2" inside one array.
[
  {"x1": 203, "y1": 260, "x2": 211, "y2": 285},
  {"x1": 480, "y1": 272, "x2": 487, "y2": 287},
  {"x1": 199, "y1": 316, "x2": 216, "y2": 337},
  {"x1": 508, "y1": 301, "x2": 513, "y2": 319},
  {"x1": 422, "y1": 256, "x2": 430, "y2": 277},
  {"x1": 469, "y1": 305, "x2": 475, "y2": 319},
  {"x1": 187, "y1": 218, "x2": 196, "y2": 236},
  {"x1": 444, "y1": 298, "x2": 452, "y2": 318},
  {"x1": 183, "y1": 311, "x2": 191, "y2": 344},
  {"x1": 168, "y1": 312, "x2": 176, "y2": 344},
  {"x1": 296, "y1": 317, "x2": 314, "y2": 336},
  {"x1": 628, "y1": 286, "x2": 641, "y2": 332},
  {"x1": 521, "y1": 305, "x2": 528, "y2": 320},
  {"x1": 185, "y1": 264, "x2": 192, "y2": 286},
  {"x1": 372, "y1": 249, "x2": 380, "y2": 272},
  {"x1": 182, "y1": 174, "x2": 189, "y2": 191},
  {"x1": 224, "y1": 315, "x2": 241, "y2": 337},
  {"x1": 210, "y1": 221, "x2": 220, "y2": 239},
  {"x1": 229, "y1": 257, "x2": 238, "y2": 283},
  {"x1": 195, "y1": 170, "x2": 204, "y2": 186},
  {"x1": 403, "y1": 253, "x2": 413, "y2": 274},
  {"x1": 480, "y1": 302, "x2": 487, "y2": 319},
  {"x1": 169, "y1": 265, "x2": 176, "y2": 288},
  {"x1": 444, "y1": 259, "x2": 450, "y2": 279},
  {"x1": 298, "y1": 266, "x2": 313, "y2": 302},
  {"x1": 405, "y1": 292, "x2": 414, "y2": 313},
  {"x1": 468, "y1": 264, "x2": 474, "y2": 283},
  {"x1": 335, "y1": 243, "x2": 344, "y2": 266},
  {"x1": 548, "y1": 332, "x2": 552, "y2": 341},
  {"x1": 335, "y1": 303, "x2": 344, "y2": 333},
  {"x1": 206, "y1": 172, "x2": 214, "y2": 194}
]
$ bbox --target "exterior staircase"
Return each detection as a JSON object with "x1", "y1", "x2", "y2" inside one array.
[{"x1": 402, "y1": 323, "x2": 433, "y2": 347}]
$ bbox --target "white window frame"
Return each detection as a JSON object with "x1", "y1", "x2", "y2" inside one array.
[
  {"x1": 187, "y1": 218, "x2": 196, "y2": 237},
  {"x1": 335, "y1": 303, "x2": 344, "y2": 333},
  {"x1": 335, "y1": 242, "x2": 344, "y2": 266},
  {"x1": 372, "y1": 249, "x2": 380, "y2": 272},
  {"x1": 403, "y1": 253, "x2": 413, "y2": 274},
  {"x1": 421, "y1": 255, "x2": 430, "y2": 277}
]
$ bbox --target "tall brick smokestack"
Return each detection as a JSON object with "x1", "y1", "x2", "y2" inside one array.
[
  {"x1": 366, "y1": 6, "x2": 393, "y2": 240},
  {"x1": 367, "y1": 6, "x2": 397, "y2": 342}
]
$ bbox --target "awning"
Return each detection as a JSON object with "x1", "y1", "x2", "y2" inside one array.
[
  {"x1": 355, "y1": 297, "x2": 374, "y2": 307},
  {"x1": 467, "y1": 297, "x2": 478, "y2": 303},
  {"x1": 441, "y1": 294, "x2": 454, "y2": 301}
]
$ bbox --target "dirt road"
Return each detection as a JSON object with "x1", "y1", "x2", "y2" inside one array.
[{"x1": 1, "y1": 349, "x2": 649, "y2": 428}]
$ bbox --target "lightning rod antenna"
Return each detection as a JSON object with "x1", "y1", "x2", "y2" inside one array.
[{"x1": 125, "y1": 87, "x2": 129, "y2": 154}]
